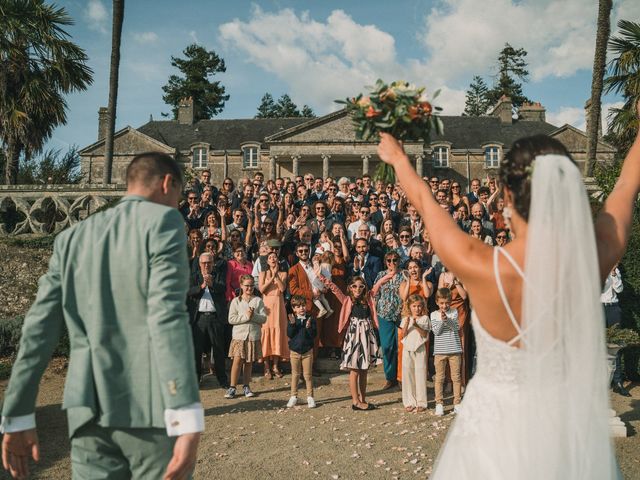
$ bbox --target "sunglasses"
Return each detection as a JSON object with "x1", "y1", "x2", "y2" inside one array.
[
  {"x1": 399, "y1": 235, "x2": 411, "y2": 239},
  {"x1": 386, "y1": 258, "x2": 399, "y2": 263},
  {"x1": 497, "y1": 235, "x2": 507, "y2": 239},
  {"x1": 360, "y1": 210, "x2": 370, "y2": 214}
]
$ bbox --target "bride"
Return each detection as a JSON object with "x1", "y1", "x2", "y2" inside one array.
[{"x1": 377, "y1": 105, "x2": 640, "y2": 479}]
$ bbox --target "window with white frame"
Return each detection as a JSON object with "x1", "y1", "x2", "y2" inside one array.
[
  {"x1": 242, "y1": 145, "x2": 259, "y2": 169},
  {"x1": 192, "y1": 147, "x2": 207, "y2": 168},
  {"x1": 484, "y1": 146, "x2": 500, "y2": 168},
  {"x1": 432, "y1": 146, "x2": 449, "y2": 168}
]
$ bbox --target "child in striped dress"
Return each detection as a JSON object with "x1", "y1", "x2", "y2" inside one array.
[{"x1": 431, "y1": 288, "x2": 462, "y2": 416}]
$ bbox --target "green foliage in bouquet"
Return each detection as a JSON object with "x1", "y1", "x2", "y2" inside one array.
[
  {"x1": 336, "y1": 79, "x2": 443, "y2": 184},
  {"x1": 607, "y1": 324, "x2": 640, "y2": 348}
]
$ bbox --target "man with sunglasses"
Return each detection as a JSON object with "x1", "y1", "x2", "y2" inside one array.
[
  {"x1": 180, "y1": 191, "x2": 208, "y2": 230},
  {"x1": 288, "y1": 243, "x2": 323, "y2": 376},
  {"x1": 371, "y1": 193, "x2": 401, "y2": 231},
  {"x1": 396, "y1": 226, "x2": 414, "y2": 264},
  {"x1": 347, "y1": 205, "x2": 376, "y2": 242}
]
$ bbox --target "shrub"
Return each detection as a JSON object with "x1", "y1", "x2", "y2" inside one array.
[{"x1": 0, "y1": 316, "x2": 70, "y2": 358}]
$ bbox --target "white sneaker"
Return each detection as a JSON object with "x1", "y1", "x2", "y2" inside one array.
[
  {"x1": 317, "y1": 308, "x2": 328, "y2": 319},
  {"x1": 307, "y1": 396, "x2": 316, "y2": 408},
  {"x1": 453, "y1": 404, "x2": 462, "y2": 414},
  {"x1": 435, "y1": 403, "x2": 444, "y2": 416},
  {"x1": 287, "y1": 396, "x2": 298, "y2": 408},
  {"x1": 243, "y1": 385, "x2": 255, "y2": 398}
]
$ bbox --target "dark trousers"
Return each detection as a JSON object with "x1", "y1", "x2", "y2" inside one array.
[
  {"x1": 604, "y1": 303, "x2": 624, "y2": 385},
  {"x1": 193, "y1": 312, "x2": 228, "y2": 387}
]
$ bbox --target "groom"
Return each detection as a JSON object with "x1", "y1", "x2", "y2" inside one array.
[{"x1": 1, "y1": 152, "x2": 203, "y2": 479}]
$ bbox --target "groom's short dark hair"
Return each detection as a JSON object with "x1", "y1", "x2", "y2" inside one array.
[{"x1": 126, "y1": 152, "x2": 183, "y2": 187}]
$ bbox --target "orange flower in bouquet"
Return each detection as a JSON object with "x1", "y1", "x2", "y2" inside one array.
[{"x1": 336, "y1": 79, "x2": 443, "y2": 183}]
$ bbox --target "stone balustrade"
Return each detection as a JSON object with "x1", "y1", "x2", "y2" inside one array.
[{"x1": 0, "y1": 184, "x2": 126, "y2": 236}]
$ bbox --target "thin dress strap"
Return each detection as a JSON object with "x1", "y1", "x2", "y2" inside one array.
[{"x1": 493, "y1": 247, "x2": 525, "y2": 346}]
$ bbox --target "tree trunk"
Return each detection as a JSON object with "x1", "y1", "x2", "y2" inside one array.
[
  {"x1": 4, "y1": 142, "x2": 21, "y2": 185},
  {"x1": 103, "y1": 0, "x2": 125, "y2": 185},
  {"x1": 585, "y1": 0, "x2": 612, "y2": 177}
]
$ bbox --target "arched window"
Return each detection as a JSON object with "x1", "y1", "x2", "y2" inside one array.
[{"x1": 432, "y1": 145, "x2": 449, "y2": 168}]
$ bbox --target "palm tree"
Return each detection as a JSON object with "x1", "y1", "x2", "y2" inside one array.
[
  {"x1": 0, "y1": 0, "x2": 93, "y2": 184},
  {"x1": 585, "y1": 0, "x2": 612, "y2": 177},
  {"x1": 604, "y1": 20, "x2": 640, "y2": 156},
  {"x1": 103, "y1": 0, "x2": 125, "y2": 185}
]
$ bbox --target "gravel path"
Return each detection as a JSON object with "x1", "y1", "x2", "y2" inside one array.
[{"x1": 1, "y1": 364, "x2": 639, "y2": 479}]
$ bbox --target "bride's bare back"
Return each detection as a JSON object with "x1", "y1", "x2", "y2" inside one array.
[{"x1": 377, "y1": 102, "x2": 640, "y2": 342}]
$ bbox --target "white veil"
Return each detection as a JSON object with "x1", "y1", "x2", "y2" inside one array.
[{"x1": 519, "y1": 154, "x2": 617, "y2": 478}]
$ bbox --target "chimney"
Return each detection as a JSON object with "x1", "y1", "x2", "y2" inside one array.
[
  {"x1": 519, "y1": 102, "x2": 546, "y2": 122},
  {"x1": 584, "y1": 99, "x2": 602, "y2": 137},
  {"x1": 178, "y1": 97, "x2": 194, "y2": 125},
  {"x1": 491, "y1": 95, "x2": 513, "y2": 124},
  {"x1": 98, "y1": 107, "x2": 109, "y2": 140}
]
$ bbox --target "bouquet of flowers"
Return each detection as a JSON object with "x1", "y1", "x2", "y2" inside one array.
[{"x1": 336, "y1": 79, "x2": 443, "y2": 183}]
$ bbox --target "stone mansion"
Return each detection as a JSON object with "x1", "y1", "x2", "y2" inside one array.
[{"x1": 79, "y1": 96, "x2": 615, "y2": 188}]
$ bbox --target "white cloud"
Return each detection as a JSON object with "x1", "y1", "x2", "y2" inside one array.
[
  {"x1": 85, "y1": 0, "x2": 109, "y2": 34},
  {"x1": 219, "y1": 7, "x2": 463, "y2": 114},
  {"x1": 547, "y1": 101, "x2": 624, "y2": 133},
  {"x1": 417, "y1": 0, "x2": 602, "y2": 83},
  {"x1": 133, "y1": 32, "x2": 159, "y2": 44}
]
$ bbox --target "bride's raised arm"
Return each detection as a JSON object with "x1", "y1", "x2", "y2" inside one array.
[
  {"x1": 377, "y1": 133, "x2": 489, "y2": 282},
  {"x1": 595, "y1": 100, "x2": 640, "y2": 281}
]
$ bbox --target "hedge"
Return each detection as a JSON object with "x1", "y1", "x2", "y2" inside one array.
[{"x1": 0, "y1": 316, "x2": 70, "y2": 358}]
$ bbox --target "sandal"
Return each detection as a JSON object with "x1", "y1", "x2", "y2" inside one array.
[
  {"x1": 264, "y1": 370, "x2": 273, "y2": 380},
  {"x1": 273, "y1": 369, "x2": 284, "y2": 379}
]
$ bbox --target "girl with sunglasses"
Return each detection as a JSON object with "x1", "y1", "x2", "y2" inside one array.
[{"x1": 318, "y1": 274, "x2": 381, "y2": 411}]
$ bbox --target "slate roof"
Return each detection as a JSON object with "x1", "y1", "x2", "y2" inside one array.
[
  {"x1": 430, "y1": 116, "x2": 559, "y2": 149},
  {"x1": 136, "y1": 118, "x2": 311, "y2": 151}
]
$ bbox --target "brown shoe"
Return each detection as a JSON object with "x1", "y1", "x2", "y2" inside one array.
[{"x1": 382, "y1": 380, "x2": 398, "y2": 390}]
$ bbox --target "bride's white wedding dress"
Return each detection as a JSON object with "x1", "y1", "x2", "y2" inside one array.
[{"x1": 430, "y1": 154, "x2": 619, "y2": 480}]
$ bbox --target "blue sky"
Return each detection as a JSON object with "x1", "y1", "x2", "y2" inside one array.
[{"x1": 49, "y1": 0, "x2": 640, "y2": 152}]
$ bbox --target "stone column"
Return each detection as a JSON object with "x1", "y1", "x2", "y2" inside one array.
[
  {"x1": 291, "y1": 155, "x2": 300, "y2": 177},
  {"x1": 321, "y1": 154, "x2": 331, "y2": 179},
  {"x1": 269, "y1": 155, "x2": 277, "y2": 181},
  {"x1": 361, "y1": 154, "x2": 371, "y2": 175},
  {"x1": 415, "y1": 154, "x2": 425, "y2": 178}
]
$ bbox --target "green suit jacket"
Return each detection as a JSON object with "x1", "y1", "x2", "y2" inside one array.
[{"x1": 2, "y1": 195, "x2": 200, "y2": 437}]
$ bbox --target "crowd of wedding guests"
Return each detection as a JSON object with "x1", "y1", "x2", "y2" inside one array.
[{"x1": 181, "y1": 168, "x2": 510, "y2": 413}]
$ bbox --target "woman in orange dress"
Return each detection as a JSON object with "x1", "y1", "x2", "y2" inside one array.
[
  {"x1": 398, "y1": 259, "x2": 434, "y2": 382},
  {"x1": 259, "y1": 251, "x2": 289, "y2": 378},
  {"x1": 438, "y1": 266, "x2": 470, "y2": 385},
  {"x1": 323, "y1": 230, "x2": 350, "y2": 358}
]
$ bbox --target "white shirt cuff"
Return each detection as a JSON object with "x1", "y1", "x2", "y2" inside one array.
[
  {"x1": 0, "y1": 413, "x2": 36, "y2": 434},
  {"x1": 164, "y1": 403, "x2": 205, "y2": 437}
]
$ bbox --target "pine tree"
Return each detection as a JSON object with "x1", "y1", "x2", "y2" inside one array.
[
  {"x1": 301, "y1": 105, "x2": 316, "y2": 117},
  {"x1": 274, "y1": 94, "x2": 300, "y2": 117},
  {"x1": 486, "y1": 43, "x2": 531, "y2": 110},
  {"x1": 162, "y1": 44, "x2": 229, "y2": 120},
  {"x1": 255, "y1": 93, "x2": 277, "y2": 118},
  {"x1": 463, "y1": 76, "x2": 490, "y2": 116}
]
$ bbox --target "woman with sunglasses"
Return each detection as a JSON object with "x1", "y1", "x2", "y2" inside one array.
[
  {"x1": 450, "y1": 182, "x2": 470, "y2": 210},
  {"x1": 372, "y1": 251, "x2": 405, "y2": 389},
  {"x1": 318, "y1": 274, "x2": 380, "y2": 411},
  {"x1": 221, "y1": 177, "x2": 235, "y2": 196}
]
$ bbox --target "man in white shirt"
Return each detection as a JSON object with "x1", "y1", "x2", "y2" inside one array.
[
  {"x1": 601, "y1": 265, "x2": 630, "y2": 397},
  {"x1": 347, "y1": 206, "x2": 377, "y2": 241}
]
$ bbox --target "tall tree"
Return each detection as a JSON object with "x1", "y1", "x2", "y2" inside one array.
[
  {"x1": 300, "y1": 105, "x2": 316, "y2": 117},
  {"x1": 103, "y1": 0, "x2": 125, "y2": 185},
  {"x1": 255, "y1": 93, "x2": 276, "y2": 118},
  {"x1": 162, "y1": 44, "x2": 229, "y2": 121},
  {"x1": 463, "y1": 76, "x2": 491, "y2": 116},
  {"x1": 0, "y1": 0, "x2": 93, "y2": 184},
  {"x1": 274, "y1": 94, "x2": 300, "y2": 117},
  {"x1": 604, "y1": 20, "x2": 640, "y2": 156},
  {"x1": 585, "y1": 0, "x2": 612, "y2": 177},
  {"x1": 486, "y1": 43, "x2": 531, "y2": 110},
  {"x1": 254, "y1": 93, "x2": 315, "y2": 118}
]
